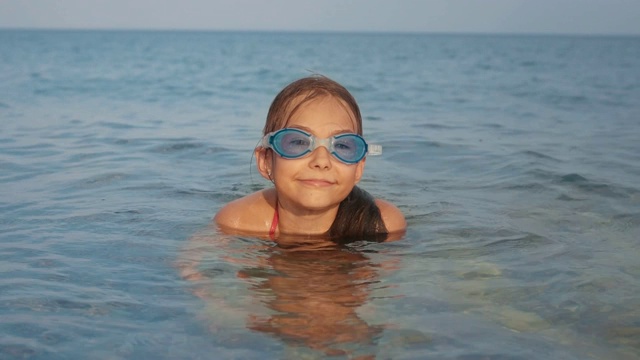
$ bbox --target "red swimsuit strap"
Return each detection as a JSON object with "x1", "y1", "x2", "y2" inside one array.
[{"x1": 269, "y1": 199, "x2": 279, "y2": 239}]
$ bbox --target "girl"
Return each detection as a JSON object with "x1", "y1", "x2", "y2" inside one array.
[{"x1": 215, "y1": 75, "x2": 406, "y2": 241}]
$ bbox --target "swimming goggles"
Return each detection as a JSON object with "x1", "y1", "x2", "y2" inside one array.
[{"x1": 261, "y1": 128, "x2": 382, "y2": 164}]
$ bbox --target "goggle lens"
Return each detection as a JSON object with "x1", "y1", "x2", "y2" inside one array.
[
  {"x1": 332, "y1": 134, "x2": 365, "y2": 163},
  {"x1": 276, "y1": 130, "x2": 313, "y2": 157}
]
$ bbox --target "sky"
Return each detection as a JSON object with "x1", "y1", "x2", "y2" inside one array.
[{"x1": 1, "y1": 0, "x2": 639, "y2": 36}]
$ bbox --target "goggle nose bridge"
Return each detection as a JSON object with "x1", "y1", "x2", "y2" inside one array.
[{"x1": 308, "y1": 136, "x2": 333, "y2": 153}]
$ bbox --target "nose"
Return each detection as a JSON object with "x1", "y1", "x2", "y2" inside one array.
[{"x1": 308, "y1": 144, "x2": 332, "y2": 169}]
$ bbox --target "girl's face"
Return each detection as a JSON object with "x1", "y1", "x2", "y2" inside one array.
[{"x1": 260, "y1": 95, "x2": 365, "y2": 214}]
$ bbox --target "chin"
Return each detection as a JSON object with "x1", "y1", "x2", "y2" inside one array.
[
  {"x1": 296, "y1": 197, "x2": 344, "y2": 211},
  {"x1": 301, "y1": 200, "x2": 340, "y2": 211}
]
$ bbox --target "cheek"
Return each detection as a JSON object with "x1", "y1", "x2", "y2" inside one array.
[
  {"x1": 354, "y1": 161, "x2": 365, "y2": 181},
  {"x1": 272, "y1": 158, "x2": 298, "y2": 177},
  {"x1": 337, "y1": 164, "x2": 361, "y2": 181}
]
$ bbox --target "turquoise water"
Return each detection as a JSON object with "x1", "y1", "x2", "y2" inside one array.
[{"x1": 1, "y1": 30, "x2": 640, "y2": 359}]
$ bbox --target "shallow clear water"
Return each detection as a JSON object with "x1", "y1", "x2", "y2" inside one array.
[{"x1": 1, "y1": 30, "x2": 640, "y2": 359}]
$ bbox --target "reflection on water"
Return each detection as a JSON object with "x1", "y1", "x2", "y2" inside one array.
[
  {"x1": 243, "y1": 247, "x2": 384, "y2": 357},
  {"x1": 178, "y1": 226, "x2": 640, "y2": 359},
  {"x1": 177, "y1": 227, "x2": 640, "y2": 359},
  {"x1": 179, "y1": 231, "x2": 392, "y2": 358}
]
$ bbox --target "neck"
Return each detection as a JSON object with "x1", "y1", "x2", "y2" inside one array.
[{"x1": 276, "y1": 202, "x2": 339, "y2": 236}]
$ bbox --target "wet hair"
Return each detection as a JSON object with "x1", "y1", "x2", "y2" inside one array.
[
  {"x1": 330, "y1": 186, "x2": 388, "y2": 243},
  {"x1": 263, "y1": 75, "x2": 388, "y2": 240},
  {"x1": 263, "y1": 75, "x2": 362, "y2": 135}
]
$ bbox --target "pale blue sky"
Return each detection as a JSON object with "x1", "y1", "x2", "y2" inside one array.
[{"x1": 1, "y1": 0, "x2": 639, "y2": 35}]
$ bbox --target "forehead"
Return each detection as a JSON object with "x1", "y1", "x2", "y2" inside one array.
[{"x1": 285, "y1": 95, "x2": 358, "y2": 133}]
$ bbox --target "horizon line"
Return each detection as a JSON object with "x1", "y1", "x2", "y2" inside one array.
[{"x1": 1, "y1": 26, "x2": 639, "y2": 38}]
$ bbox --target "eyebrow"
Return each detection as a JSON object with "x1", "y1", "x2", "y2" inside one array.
[{"x1": 286, "y1": 124, "x2": 355, "y2": 136}]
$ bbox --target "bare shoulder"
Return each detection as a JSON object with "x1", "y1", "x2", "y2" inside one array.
[
  {"x1": 214, "y1": 188, "x2": 276, "y2": 233},
  {"x1": 375, "y1": 198, "x2": 407, "y2": 236}
]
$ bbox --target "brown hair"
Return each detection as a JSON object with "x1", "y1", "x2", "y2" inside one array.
[
  {"x1": 263, "y1": 75, "x2": 388, "y2": 241},
  {"x1": 263, "y1": 75, "x2": 362, "y2": 135}
]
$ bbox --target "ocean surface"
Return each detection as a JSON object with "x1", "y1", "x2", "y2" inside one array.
[{"x1": 1, "y1": 29, "x2": 639, "y2": 359}]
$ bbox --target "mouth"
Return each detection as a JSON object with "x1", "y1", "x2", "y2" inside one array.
[{"x1": 299, "y1": 179, "x2": 336, "y2": 187}]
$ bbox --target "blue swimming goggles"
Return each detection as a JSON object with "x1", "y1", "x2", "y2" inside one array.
[{"x1": 261, "y1": 128, "x2": 382, "y2": 164}]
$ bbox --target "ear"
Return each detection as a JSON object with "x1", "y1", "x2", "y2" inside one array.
[
  {"x1": 354, "y1": 157, "x2": 366, "y2": 184},
  {"x1": 255, "y1": 147, "x2": 274, "y2": 181}
]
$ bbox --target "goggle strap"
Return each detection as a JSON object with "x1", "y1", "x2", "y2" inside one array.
[
  {"x1": 260, "y1": 134, "x2": 267, "y2": 148},
  {"x1": 261, "y1": 132, "x2": 274, "y2": 149},
  {"x1": 368, "y1": 144, "x2": 383, "y2": 156}
]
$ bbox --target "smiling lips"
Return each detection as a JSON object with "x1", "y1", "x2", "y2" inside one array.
[{"x1": 299, "y1": 178, "x2": 336, "y2": 187}]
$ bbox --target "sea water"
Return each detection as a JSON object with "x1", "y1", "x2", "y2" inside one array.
[{"x1": 1, "y1": 30, "x2": 639, "y2": 359}]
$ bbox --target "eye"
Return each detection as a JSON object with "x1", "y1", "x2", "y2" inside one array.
[
  {"x1": 279, "y1": 132, "x2": 311, "y2": 153},
  {"x1": 334, "y1": 141, "x2": 352, "y2": 150},
  {"x1": 334, "y1": 138, "x2": 357, "y2": 153},
  {"x1": 288, "y1": 138, "x2": 309, "y2": 146}
]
